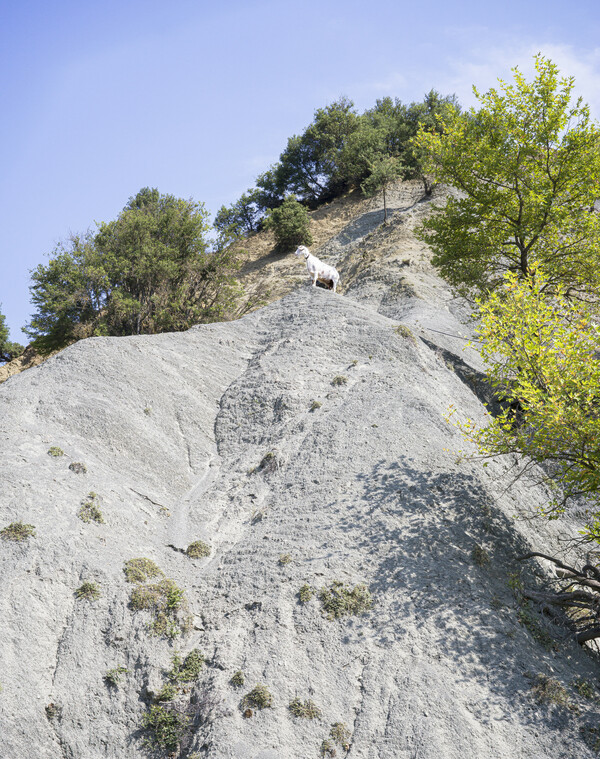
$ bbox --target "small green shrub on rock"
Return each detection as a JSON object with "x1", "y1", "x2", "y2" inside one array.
[
  {"x1": 142, "y1": 704, "x2": 189, "y2": 751},
  {"x1": 75, "y1": 581, "x2": 101, "y2": 601},
  {"x1": 230, "y1": 670, "x2": 245, "y2": 687},
  {"x1": 299, "y1": 584, "x2": 314, "y2": 603},
  {"x1": 319, "y1": 581, "x2": 372, "y2": 619},
  {"x1": 330, "y1": 722, "x2": 351, "y2": 750},
  {"x1": 332, "y1": 375, "x2": 347, "y2": 386},
  {"x1": 47, "y1": 446, "x2": 64, "y2": 457},
  {"x1": 288, "y1": 697, "x2": 322, "y2": 719},
  {"x1": 241, "y1": 684, "x2": 273, "y2": 710},
  {"x1": 104, "y1": 667, "x2": 128, "y2": 687},
  {"x1": 320, "y1": 739, "x2": 336, "y2": 757},
  {"x1": 168, "y1": 649, "x2": 205, "y2": 682},
  {"x1": 77, "y1": 492, "x2": 104, "y2": 524},
  {"x1": 69, "y1": 461, "x2": 87, "y2": 474},
  {"x1": 124, "y1": 557, "x2": 163, "y2": 584},
  {"x1": 531, "y1": 674, "x2": 571, "y2": 707},
  {"x1": 186, "y1": 540, "x2": 211, "y2": 559},
  {"x1": 1, "y1": 522, "x2": 35, "y2": 542},
  {"x1": 129, "y1": 577, "x2": 189, "y2": 638}
]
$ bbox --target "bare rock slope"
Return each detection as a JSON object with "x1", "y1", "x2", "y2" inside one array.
[{"x1": 1, "y1": 187, "x2": 599, "y2": 759}]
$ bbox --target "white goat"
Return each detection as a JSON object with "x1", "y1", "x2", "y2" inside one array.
[{"x1": 294, "y1": 245, "x2": 340, "y2": 292}]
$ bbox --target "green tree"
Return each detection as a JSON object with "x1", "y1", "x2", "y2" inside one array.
[
  {"x1": 452, "y1": 268, "x2": 600, "y2": 532},
  {"x1": 26, "y1": 188, "x2": 241, "y2": 351},
  {"x1": 214, "y1": 189, "x2": 262, "y2": 238},
  {"x1": 414, "y1": 56, "x2": 600, "y2": 299},
  {"x1": 360, "y1": 155, "x2": 405, "y2": 223},
  {"x1": 0, "y1": 305, "x2": 24, "y2": 362},
  {"x1": 264, "y1": 195, "x2": 313, "y2": 251}
]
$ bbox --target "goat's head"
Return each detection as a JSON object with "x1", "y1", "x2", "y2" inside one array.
[{"x1": 294, "y1": 245, "x2": 309, "y2": 258}]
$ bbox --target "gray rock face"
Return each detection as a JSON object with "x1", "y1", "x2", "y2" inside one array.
[{"x1": 1, "y1": 202, "x2": 599, "y2": 759}]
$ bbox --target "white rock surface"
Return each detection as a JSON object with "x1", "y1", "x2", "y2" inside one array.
[{"x1": 1, "y1": 198, "x2": 598, "y2": 759}]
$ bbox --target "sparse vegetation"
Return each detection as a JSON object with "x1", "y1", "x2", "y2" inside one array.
[
  {"x1": 394, "y1": 324, "x2": 415, "y2": 342},
  {"x1": 517, "y1": 604, "x2": 556, "y2": 651},
  {"x1": 471, "y1": 544, "x2": 490, "y2": 567},
  {"x1": 68, "y1": 461, "x2": 87, "y2": 474},
  {"x1": 299, "y1": 584, "x2": 314, "y2": 603},
  {"x1": 332, "y1": 375, "x2": 348, "y2": 386},
  {"x1": 320, "y1": 739, "x2": 337, "y2": 757},
  {"x1": 1, "y1": 521, "x2": 35, "y2": 542},
  {"x1": 129, "y1": 577, "x2": 189, "y2": 638},
  {"x1": 319, "y1": 581, "x2": 373, "y2": 619},
  {"x1": 45, "y1": 703, "x2": 61, "y2": 720},
  {"x1": 104, "y1": 666, "x2": 128, "y2": 687},
  {"x1": 572, "y1": 676, "x2": 595, "y2": 699},
  {"x1": 75, "y1": 581, "x2": 101, "y2": 601},
  {"x1": 186, "y1": 540, "x2": 211, "y2": 559},
  {"x1": 168, "y1": 649, "x2": 205, "y2": 683},
  {"x1": 230, "y1": 670, "x2": 245, "y2": 687},
  {"x1": 279, "y1": 553, "x2": 292, "y2": 566},
  {"x1": 155, "y1": 683, "x2": 177, "y2": 702},
  {"x1": 47, "y1": 446, "x2": 64, "y2": 457},
  {"x1": 310, "y1": 400, "x2": 322, "y2": 411},
  {"x1": 258, "y1": 451, "x2": 278, "y2": 473},
  {"x1": 330, "y1": 722, "x2": 352, "y2": 750},
  {"x1": 142, "y1": 704, "x2": 189, "y2": 751},
  {"x1": 241, "y1": 684, "x2": 273, "y2": 710},
  {"x1": 288, "y1": 697, "x2": 322, "y2": 719},
  {"x1": 77, "y1": 492, "x2": 104, "y2": 524},
  {"x1": 531, "y1": 674, "x2": 571, "y2": 707},
  {"x1": 123, "y1": 557, "x2": 163, "y2": 584}
]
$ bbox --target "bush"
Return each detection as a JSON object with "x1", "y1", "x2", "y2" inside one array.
[
  {"x1": 47, "y1": 446, "x2": 64, "y2": 457},
  {"x1": 75, "y1": 581, "x2": 101, "y2": 601},
  {"x1": 104, "y1": 666, "x2": 128, "y2": 687},
  {"x1": 288, "y1": 697, "x2": 322, "y2": 719},
  {"x1": 186, "y1": 540, "x2": 211, "y2": 559},
  {"x1": 330, "y1": 722, "x2": 351, "y2": 750},
  {"x1": 299, "y1": 584, "x2": 314, "y2": 604},
  {"x1": 123, "y1": 557, "x2": 163, "y2": 584},
  {"x1": 77, "y1": 492, "x2": 104, "y2": 524},
  {"x1": 129, "y1": 577, "x2": 189, "y2": 638},
  {"x1": 264, "y1": 196, "x2": 313, "y2": 251},
  {"x1": 142, "y1": 704, "x2": 189, "y2": 751},
  {"x1": 230, "y1": 670, "x2": 245, "y2": 687},
  {"x1": 241, "y1": 684, "x2": 273, "y2": 710},
  {"x1": 319, "y1": 581, "x2": 373, "y2": 619},
  {"x1": 168, "y1": 649, "x2": 205, "y2": 683},
  {"x1": 0, "y1": 522, "x2": 35, "y2": 542}
]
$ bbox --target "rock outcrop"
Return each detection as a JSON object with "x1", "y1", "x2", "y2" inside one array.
[{"x1": 1, "y1": 186, "x2": 599, "y2": 759}]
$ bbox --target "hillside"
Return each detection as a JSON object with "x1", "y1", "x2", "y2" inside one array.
[{"x1": 1, "y1": 183, "x2": 599, "y2": 759}]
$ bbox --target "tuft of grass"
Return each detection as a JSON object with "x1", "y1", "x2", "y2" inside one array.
[
  {"x1": 279, "y1": 553, "x2": 292, "y2": 566},
  {"x1": 471, "y1": 544, "x2": 490, "y2": 567},
  {"x1": 168, "y1": 649, "x2": 204, "y2": 683},
  {"x1": 75, "y1": 581, "x2": 101, "y2": 601},
  {"x1": 241, "y1": 684, "x2": 273, "y2": 711},
  {"x1": 45, "y1": 703, "x2": 61, "y2": 720},
  {"x1": 129, "y1": 577, "x2": 189, "y2": 639},
  {"x1": 155, "y1": 683, "x2": 177, "y2": 702},
  {"x1": 310, "y1": 400, "x2": 322, "y2": 411},
  {"x1": 124, "y1": 557, "x2": 163, "y2": 584},
  {"x1": 331, "y1": 375, "x2": 348, "y2": 387},
  {"x1": 230, "y1": 670, "x2": 245, "y2": 687},
  {"x1": 186, "y1": 540, "x2": 211, "y2": 559},
  {"x1": 320, "y1": 739, "x2": 336, "y2": 757},
  {"x1": 288, "y1": 697, "x2": 322, "y2": 720},
  {"x1": 47, "y1": 446, "x2": 64, "y2": 457},
  {"x1": 69, "y1": 462, "x2": 87, "y2": 474},
  {"x1": 319, "y1": 581, "x2": 373, "y2": 620},
  {"x1": 572, "y1": 676, "x2": 595, "y2": 699},
  {"x1": 104, "y1": 667, "x2": 128, "y2": 687},
  {"x1": 531, "y1": 674, "x2": 571, "y2": 707},
  {"x1": 77, "y1": 492, "x2": 104, "y2": 524},
  {"x1": 330, "y1": 722, "x2": 351, "y2": 750},
  {"x1": 394, "y1": 324, "x2": 416, "y2": 342},
  {"x1": 144, "y1": 407, "x2": 152, "y2": 416},
  {"x1": 299, "y1": 584, "x2": 314, "y2": 604},
  {"x1": 1, "y1": 521, "x2": 35, "y2": 542},
  {"x1": 517, "y1": 605, "x2": 556, "y2": 651},
  {"x1": 142, "y1": 704, "x2": 189, "y2": 751}
]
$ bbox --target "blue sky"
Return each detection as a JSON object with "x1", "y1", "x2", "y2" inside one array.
[{"x1": 1, "y1": 0, "x2": 600, "y2": 343}]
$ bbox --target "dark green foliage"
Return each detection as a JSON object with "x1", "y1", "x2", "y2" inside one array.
[
  {"x1": 26, "y1": 189, "x2": 241, "y2": 352},
  {"x1": 298, "y1": 584, "x2": 314, "y2": 603},
  {"x1": 129, "y1": 577, "x2": 189, "y2": 638},
  {"x1": 214, "y1": 189, "x2": 262, "y2": 237},
  {"x1": 104, "y1": 666, "x2": 128, "y2": 687},
  {"x1": 264, "y1": 196, "x2": 312, "y2": 251},
  {"x1": 319, "y1": 581, "x2": 373, "y2": 619},
  {"x1": 75, "y1": 581, "x2": 101, "y2": 601},
  {"x1": 241, "y1": 684, "x2": 273, "y2": 710},
  {"x1": 168, "y1": 649, "x2": 205, "y2": 682},
  {"x1": 142, "y1": 704, "x2": 189, "y2": 751},
  {"x1": 0, "y1": 306, "x2": 24, "y2": 362},
  {"x1": 185, "y1": 540, "x2": 211, "y2": 559},
  {"x1": 0, "y1": 521, "x2": 35, "y2": 542}
]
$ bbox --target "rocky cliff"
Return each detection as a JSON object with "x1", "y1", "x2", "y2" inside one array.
[{"x1": 1, "y1": 184, "x2": 599, "y2": 759}]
